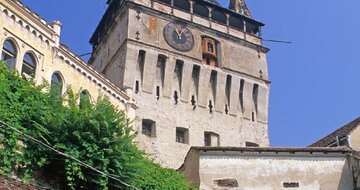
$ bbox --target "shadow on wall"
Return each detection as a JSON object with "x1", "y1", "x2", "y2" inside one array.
[{"x1": 351, "y1": 157, "x2": 360, "y2": 190}]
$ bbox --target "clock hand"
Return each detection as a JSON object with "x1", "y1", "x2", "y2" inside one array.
[
  {"x1": 179, "y1": 28, "x2": 186, "y2": 37},
  {"x1": 174, "y1": 27, "x2": 181, "y2": 39}
]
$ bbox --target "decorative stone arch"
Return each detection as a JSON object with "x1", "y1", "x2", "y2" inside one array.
[
  {"x1": 18, "y1": 19, "x2": 23, "y2": 26},
  {"x1": 3, "y1": 9, "x2": 9, "y2": 16},
  {"x1": 25, "y1": 25, "x2": 30, "y2": 31},
  {"x1": 31, "y1": 30, "x2": 37, "y2": 37},
  {"x1": 10, "y1": 14, "x2": 16, "y2": 22}
]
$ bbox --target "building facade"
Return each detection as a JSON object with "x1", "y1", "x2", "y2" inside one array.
[
  {"x1": 0, "y1": 0, "x2": 137, "y2": 122},
  {"x1": 88, "y1": 0, "x2": 270, "y2": 168},
  {"x1": 0, "y1": 0, "x2": 270, "y2": 170},
  {"x1": 180, "y1": 147, "x2": 356, "y2": 190}
]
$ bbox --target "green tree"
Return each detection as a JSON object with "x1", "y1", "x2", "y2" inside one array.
[{"x1": 0, "y1": 62, "x2": 192, "y2": 189}]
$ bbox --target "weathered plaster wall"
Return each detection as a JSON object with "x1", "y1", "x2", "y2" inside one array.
[
  {"x1": 351, "y1": 125, "x2": 360, "y2": 150},
  {"x1": 199, "y1": 154, "x2": 354, "y2": 190}
]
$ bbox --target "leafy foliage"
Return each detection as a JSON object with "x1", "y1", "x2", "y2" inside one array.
[{"x1": 0, "y1": 62, "x2": 192, "y2": 189}]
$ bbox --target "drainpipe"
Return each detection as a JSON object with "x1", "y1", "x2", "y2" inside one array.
[
  {"x1": 347, "y1": 135, "x2": 353, "y2": 149},
  {"x1": 336, "y1": 136, "x2": 340, "y2": 147}
]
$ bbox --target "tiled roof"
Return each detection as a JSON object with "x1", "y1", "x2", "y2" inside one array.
[
  {"x1": 309, "y1": 116, "x2": 360, "y2": 147},
  {"x1": 228, "y1": 0, "x2": 252, "y2": 18}
]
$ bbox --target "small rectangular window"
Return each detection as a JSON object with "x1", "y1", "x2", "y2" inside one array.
[
  {"x1": 176, "y1": 128, "x2": 189, "y2": 144},
  {"x1": 142, "y1": 119, "x2": 156, "y2": 137},
  {"x1": 204, "y1": 132, "x2": 220, "y2": 147},
  {"x1": 283, "y1": 182, "x2": 299, "y2": 188},
  {"x1": 246, "y1": 142, "x2": 259, "y2": 147},
  {"x1": 204, "y1": 133, "x2": 211, "y2": 146}
]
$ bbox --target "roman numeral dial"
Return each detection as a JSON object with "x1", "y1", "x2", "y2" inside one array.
[{"x1": 163, "y1": 22, "x2": 194, "y2": 52}]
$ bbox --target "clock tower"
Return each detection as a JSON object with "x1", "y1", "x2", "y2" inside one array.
[{"x1": 89, "y1": 0, "x2": 270, "y2": 169}]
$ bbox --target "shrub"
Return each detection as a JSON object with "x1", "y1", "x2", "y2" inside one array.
[{"x1": 0, "y1": 62, "x2": 192, "y2": 189}]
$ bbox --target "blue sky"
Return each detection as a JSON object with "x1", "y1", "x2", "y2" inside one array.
[{"x1": 20, "y1": 0, "x2": 360, "y2": 147}]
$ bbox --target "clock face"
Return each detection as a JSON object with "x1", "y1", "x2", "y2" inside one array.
[{"x1": 163, "y1": 22, "x2": 194, "y2": 52}]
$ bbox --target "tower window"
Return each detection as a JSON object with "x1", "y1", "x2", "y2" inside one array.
[
  {"x1": 156, "y1": 55, "x2": 166, "y2": 86},
  {"x1": 192, "y1": 65, "x2": 200, "y2": 97},
  {"x1": 156, "y1": 86, "x2": 160, "y2": 99},
  {"x1": 142, "y1": 119, "x2": 156, "y2": 137},
  {"x1": 208, "y1": 42, "x2": 214, "y2": 53},
  {"x1": 239, "y1": 79, "x2": 245, "y2": 113},
  {"x1": 209, "y1": 100, "x2": 213, "y2": 114},
  {"x1": 202, "y1": 37, "x2": 217, "y2": 67},
  {"x1": 225, "y1": 75, "x2": 232, "y2": 111},
  {"x1": 191, "y1": 95, "x2": 196, "y2": 110},
  {"x1": 253, "y1": 84, "x2": 259, "y2": 112},
  {"x1": 206, "y1": 57, "x2": 210, "y2": 65},
  {"x1": 135, "y1": 80, "x2": 139, "y2": 93},
  {"x1": 173, "y1": 0, "x2": 190, "y2": 12},
  {"x1": 174, "y1": 91, "x2": 178, "y2": 104},
  {"x1": 174, "y1": 60, "x2": 183, "y2": 92},
  {"x1": 210, "y1": 70, "x2": 217, "y2": 103},
  {"x1": 252, "y1": 112, "x2": 255, "y2": 122},
  {"x1": 193, "y1": 3, "x2": 209, "y2": 18},
  {"x1": 137, "y1": 50, "x2": 146, "y2": 82},
  {"x1": 176, "y1": 127, "x2": 189, "y2": 144}
]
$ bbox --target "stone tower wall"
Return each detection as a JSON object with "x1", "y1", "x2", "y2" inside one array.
[{"x1": 89, "y1": 1, "x2": 270, "y2": 168}]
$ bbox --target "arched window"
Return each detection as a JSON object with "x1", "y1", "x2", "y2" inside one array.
[
  {"x1": 229, "y1": 15, "x2": 244, "y2": 30},
  {"x1": 21, "y1": 53, "x2": 37, "y2": 78},
  {"x1": 212, "y1": 9, "x2": 226, "y2": 24},
  {"x1": 79, "y1": 90, "x2": 91, "y2": 109},
  {"x1": 1, "y1": 40, "x2": 17, "y2": 69},
  {"x1": 173, "y1": 0, "x2": 190, "y2": 12},
  {"x1": 50, "y1": 72, "x2": 63, "y2": 96},
  {"x1": 193, "y1": 3, "x2": 209, "y2": 18}
]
